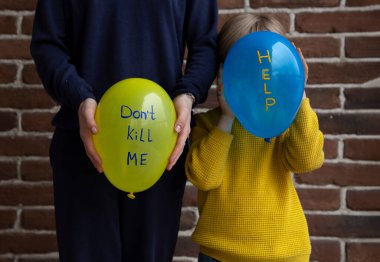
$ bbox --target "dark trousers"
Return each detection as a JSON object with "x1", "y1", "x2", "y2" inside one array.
[{"x1": 50, "y1": 128, "x2": 187, "y2": 262}]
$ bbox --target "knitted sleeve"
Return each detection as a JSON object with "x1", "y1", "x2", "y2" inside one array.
[
  {"x1": 282, "y1": 98, "x2": 325, "y2": 173},
  {"x1": 185, "y1": 113, "x2": 233, "y2": 191}
]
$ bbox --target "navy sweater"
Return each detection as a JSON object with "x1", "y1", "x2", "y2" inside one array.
[{"x1": 31, "y1": 0, "x2": 218, "y2": 130}]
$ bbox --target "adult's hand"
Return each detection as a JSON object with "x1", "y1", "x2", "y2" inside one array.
[
  {"x1": 78, "y1": 98, "x2": 103, "y2": 173},
  {"x1": 167, "y1": 94, "x2": 193, "y2": 171}
]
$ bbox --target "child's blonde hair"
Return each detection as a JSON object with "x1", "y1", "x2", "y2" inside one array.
[{"x1": 218, "y1": 14, "x2": 286, "y2": 63}]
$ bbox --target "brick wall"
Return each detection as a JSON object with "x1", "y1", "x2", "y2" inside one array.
[{"x1": 0, "y1": 0, "x2": 379, "y2": 261}]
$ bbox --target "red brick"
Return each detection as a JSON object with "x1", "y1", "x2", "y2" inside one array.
[
  {"x1": 307, "y1": 214, "x2": 380, "y2": 238},
  {"x1": 218, "y1": 0, "x2": 244, "y2": 9},
  {"x1": 0, "y1": 64, "x2": 17, "y2": 84},
  {"x1": 291, "y1": 37, "x2": 340, "y2": 58},
  {"x1": 346, "y1": 0, "x2": 380, "y2": 6},
  {"x1": 346, "y1": 37, "x2": 380, "y2": 58},
  {"x1": 344, "y1": 139, "x2": 380, "y2": 161},
  {"x1": 179, "y1": 209, "x2": 197, "y2": 231},
  {"x1": 308, "y1": 62, "x2": 380, "y2": 84},
  {"x1": 0, "y1": 136, "x2": 50, "y2": 156},
  {"x1": 0, "y1": 16, "x2": 17, "y2": 34},
  {"x1": 0, "y1": 210, "x2": 16, "y2": 229},
  {"x1": 296, "y1": 11, "x2": 380, "y2": 33},
  {"x1": 20, "y1": 160, "x2": 52, "y2": 182},
  {"x1": 22, "y1": 112, "x2": 55, "y2": 132},
  {"x1": 0, "y1": 184, "x2": 53, "y2": 206},
  {"x1": 0, "y1": 232, "x2": 57, "y2": 253},
  {"x1": 344, "y1": 88, "x2": 380, "y2": 109},
  {"x1": 174, "y1": 236, "x2": 199, "y2": 257},
  {"x1": 22, "y1": 64, "x2": 42, "y2": 85},
  {"x1": 182, "y1": 185, "x2": 197, "y2": 207},
  {"x1": 296, "y1": 163, "x2": 380, "y2": 186},
  {"x1": 310, "y1": 239, "x2": 341, "y2": 262},
  {"x1": 21, "y1": 209, "x2": 55, "y2": 230},
  {"x1": 296, "y1": 188, "x2": 340, "y2": 211},
  {"x1": 0, "y1": 161, "x2": 17, "y2": 181},
  {"x1": 21, "y1": 15, "x2": 34, "y2": 35},
  {"x1": 0, "y1": 112, "x2": 17, "y2": 132},
  {"x1": 0, "y1": 39, "x2": 31, "y2": 59},
  {"x1": 318, "y1": 113, "x2": 380, "y2": 135},
  {"x1": 251, "y1": 0, "x2": 340, "y2": 8},
  {"x1": 347, "y1": 190, "x2": 380, "y2": 211},
  {"x1": 306, "y1": 87, "x2": 340, "y2": 109},
  {"x1": 324, "y1": 138, "x2": 338, "y2": 159},
  {"x1": 19, "y1": 258, "x2": 58, "y2": 262},
  {"x1": 0, "y1": 0, "x2": 37, "y2": 11},
  {"x1": 347, "y1": 243, "x2": 380, "y2": 262},
  {"x1": 0, "y1": 88, "x2": 55, "y2": 109}
]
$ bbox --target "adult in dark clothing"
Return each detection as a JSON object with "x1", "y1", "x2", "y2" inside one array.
[{"x1": 30, "y1": 1, "x2": 218, "y2": 261}]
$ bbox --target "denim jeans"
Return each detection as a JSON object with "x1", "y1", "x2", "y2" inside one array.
[{"x1": 198, "y1": 253, "x2": 220, "y2": 262}]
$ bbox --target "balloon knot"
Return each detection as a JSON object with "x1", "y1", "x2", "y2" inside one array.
[{"x1": 127, "y1": 192, "x2": 136, "y2": 200}]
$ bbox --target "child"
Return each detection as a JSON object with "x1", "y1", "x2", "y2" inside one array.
[{"x1": 185, "y1": 13, "x2": 324, "y2": 262}]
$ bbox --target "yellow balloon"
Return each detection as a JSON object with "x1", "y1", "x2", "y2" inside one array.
[{"x1": 93, "y1": 78, "x2": 177, "y2": 198}]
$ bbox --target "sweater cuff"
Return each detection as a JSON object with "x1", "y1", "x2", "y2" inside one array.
[
  {"x1": 171, "y1": 82, "x2": 201, "y2": 106},
  {"x1": 210, "y1": 127, "x2": 234, "y2": 146},
  {"x1": 66, "y1": 74, "x2": 96, "y2": 111}
]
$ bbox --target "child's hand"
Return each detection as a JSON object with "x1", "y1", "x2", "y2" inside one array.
[
  {"x1": 293, "y1": 43, "x2": 308, "y2": 98},
  {"x1": 217, "y1": 84, "x2": 234, "y2": 118}
]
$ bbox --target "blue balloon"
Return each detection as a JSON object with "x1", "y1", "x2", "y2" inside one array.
[{"x1": 222, "y1": 31, "x2": 305, "y2": 139}]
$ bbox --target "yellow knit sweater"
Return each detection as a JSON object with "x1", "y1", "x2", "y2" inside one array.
[{"x1": 185, "y1": 99, "x2": 324, "y2": 262}]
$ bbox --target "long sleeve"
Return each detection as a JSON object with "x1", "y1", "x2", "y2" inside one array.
[
  {"x1": 30, "y1": 0, "x2": 95, "y2": 111},
  {"x1": 172, "y1": 0, "x2": 219, "y2": 104},
  {"x1": 186, "y1": 112, "x2": 233, "y2": 191},
  {"x1": 282, "y1": 98, "x2": 325, "y2": 173}
]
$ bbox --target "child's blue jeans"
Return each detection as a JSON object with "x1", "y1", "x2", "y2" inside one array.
[{"x1": 198, "y1": 253, "x2": 220, "y2": 262}]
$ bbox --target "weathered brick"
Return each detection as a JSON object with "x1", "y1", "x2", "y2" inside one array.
[
  {"x1": 0, "y1": 184, "x2": 53, "y2": 206},
  {"x1": 296, "y1": 163, "x2": 380, "y2": 186},
  {"x1": 21, "y1": 15, "x2": 34, "y2": 35},
  {"x1": 347, "y1": 242, "x2": 380, "y2": 262},
  {"x1": 0, "y1": 64, "x2": 17, "y2": 84},
  {"x1": 218, "y1": 0, "x2": 244, "y2": 9},
  {"x1": 307, "y1": 214, "x2": 380, "y2": 238},
  {"x1": 296, "y1": 11, "x2": 380, "y2": 33},
  {"x1": 0, "y1": 161, "x2": 17, "y2": 181},
  {"x1": 291, "y1": 37, "x2": 340, "y2": 58},
  {"x1": 22, "y1": 112, "x2": 55, "y2": 132},
  {"x1": 344, "y1": 88, "x2": 380, "y2": 109},
  {"x1": 0, "y1": 232, "x2": 57, "y2": 253},
  {"x1": 21, "y1": 209, "x2": 55, "y2": 230},
  {"x1": 0, "y1": 210, "x2": 16, "y2": 229},
  {"x1": 182, "y1": 185, "x2": 197, "y2": 207},
  {"x1": 251, "y1": 0, "x2": 340, "y2": 8},
  {"x1": 179, "y1": 209, "x2": 197, "y2": 231},
  {"x1": 344, "y1": 139, "x2": 380, "y2": 161},
  {"x1": 308, "y1": 62, "x2": 380, "y2": 84},
  {"x1": 20, "y1": 160, "x2": 52, "y2": 182},
  {"x1": 174, "y1": 236, "x2": 199, "y2": 257},
  {"x1": 318, "y1": 113, "x2": 380, "y2": 135},
  {"x1": 0, "y1": 15, "x2": 17, "y2": 34},
  {"x1": 311, "y1": 239, "x2": 341, "y2": 262},
  {"x1": 296, "y1": 188, "x2": 340, "y2": 211},
  {"x1": 0, "y1": 111, "x2": 17, "y2": 132},
  {"x1": 0, "y1": 39, "x2": 31, "y2": 59},
  {"x1": 0, "y1": 136, "x2": 50, "y2": 156},
  {"x1": 22, "y1": 64, "x2": 42, "y2": 85},
  {"x1": 346, "y1": 37, "x2": 380, "y2": 58},
  {"x1": 0, "y1": 0, "x2": 37, "y2": 11},
  {"x1": 324, "y1": 138, "x2": 338, "y2": 159},
  {"x1": 346, "y1": 0, "x2": 380, "y2": 6},
  {"x1": 347, "y1": 190, "x2": 380, "y2": 211},
  {"x1": 0, "y1": 88, "x2": 55, "y2": 109},
  {"x1": 306, "y1": 87, "x2": 340, "y2": 109}
]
